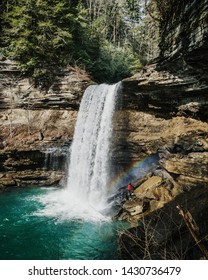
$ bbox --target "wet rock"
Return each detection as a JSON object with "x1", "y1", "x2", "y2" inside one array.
[{"x1": 0, "y1": 169, "x2": 64, "y2": 192}]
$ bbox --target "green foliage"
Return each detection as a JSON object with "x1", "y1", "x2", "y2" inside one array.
[
  {"x1": 0, "y1": 0, "x2": 79, "y2": 87},
  {"x1": 125, "y1": 0, "x2": 143, "y2": 22},
  {"x1": 76, "y1": 0, "x2": 145, "y2": 82},
  {"x1": 89, "y1": 41, "x2": 142, "y2": 83},
  {"x1": 0, "y1": 0, "x2": 159, "y2": 86}
]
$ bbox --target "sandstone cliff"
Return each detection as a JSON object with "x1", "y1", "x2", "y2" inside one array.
[
  {"x1": 0, "y1": 55, "x2": 92, "y2": 190},
  {"x1": 158, "y1": 0, "x2": 208, "y2": 76},
  {"x1": 0, "y1": 0, "x2": 207, "y2": 260},
  {"x1": 116, "y1": 0, "x2": 208, "y2": 259}
]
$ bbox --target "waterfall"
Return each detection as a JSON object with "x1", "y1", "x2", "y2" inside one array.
[
  {"x1": 36, "y1": 83, "x2": 120, "y2": 221},
  {"x1": 66, "y1": 83, "x2": 120, "y2": 216}
]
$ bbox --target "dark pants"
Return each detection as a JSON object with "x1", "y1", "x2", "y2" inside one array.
[{"x1": 127, "y1": 190, "x2": 133, "y2": 197}]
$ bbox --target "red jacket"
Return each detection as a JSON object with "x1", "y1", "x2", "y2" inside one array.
[{"x1": 127, "y1": 184, "x2": 134, "y2": 191}]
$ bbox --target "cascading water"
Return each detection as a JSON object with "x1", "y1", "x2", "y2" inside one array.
[
  {"x1": 0, "y1": 82, "x2": 160, "y2": 260},
  {"x1": 0, "y1": 83, "x2": 125, "y2": 260},
  {"x1": 36, "y1": 83, "x2": 121, "y2": 221},
  {"x1": 66, "y1": 83, "x2": 120, "y2": 215}
]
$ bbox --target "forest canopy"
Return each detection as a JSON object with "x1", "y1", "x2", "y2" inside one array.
[{"x1": 0, "y1": 0, "x2": 159, "y2": 86}]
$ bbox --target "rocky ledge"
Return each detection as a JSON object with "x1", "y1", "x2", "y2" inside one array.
[
  {"x1": 119, "y1": 184, "x2": 208, "y2": 260},
  {"x1": 113, "y1": 0, "x2": 208, "y2": 256},
  {"x1": 113, "y1": 65, "x2": 208, "y2": 259},
  {"x1": 0, "y1": 56, "x2": 93, "y2": 191},
  {"x1": 113, "y1": 66, "x2": 208, "y2": 183}
]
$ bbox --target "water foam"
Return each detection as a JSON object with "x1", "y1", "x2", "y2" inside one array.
[{"x1": 35, "y1": 83, "x2": 120, "y2": 221}]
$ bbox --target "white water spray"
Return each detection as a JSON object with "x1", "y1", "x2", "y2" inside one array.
[{"x1": 36, "y1": 83, "x2": 120, "y2": 221}]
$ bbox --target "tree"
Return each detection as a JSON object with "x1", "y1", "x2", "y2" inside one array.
[
  {"x1": 0, "y1": 0, "x2": 80, "y2": 87},
  {"x1": 76, "y1": 0, "x2": 144, "y2": 81},
  {"x1": 0, "y1": 0, "x2": 160, "y2": 85}
]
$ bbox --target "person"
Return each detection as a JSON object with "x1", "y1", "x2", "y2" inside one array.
[{"x1": 127, "y1": 183, "x2": 134, "y2": 198}]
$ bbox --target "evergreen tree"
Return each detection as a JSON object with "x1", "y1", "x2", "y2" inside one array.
[
  {"x1": 0, "y1": 0, "x2": 160, "y2": 85},
  {"x1": 0, "y1": 0, "x2": 80, "y2": 87}
]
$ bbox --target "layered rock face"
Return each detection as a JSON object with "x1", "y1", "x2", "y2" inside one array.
[
  {"x1": 0, "y1": 56, "x2": 92, "y2": 190},
  {"x1": 158, "y1": 0, "x2": 208, "y2": 76},
  {"x1": 0, "y1": 0, "x2": 207, "y2": 260},
  {"x1": 116, "y1": 0, "x2": 208, "y2": 259},
  {"x1": 116, "y1": 71, "x2": 208, "y2": 259},
  {"x1": 114, "y1": 69, "x2": 208, "y2": 188}
]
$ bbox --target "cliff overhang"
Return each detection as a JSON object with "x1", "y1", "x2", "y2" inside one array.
[{"x1": 115, "y1": 0, "x2": 208, "y2": 260}]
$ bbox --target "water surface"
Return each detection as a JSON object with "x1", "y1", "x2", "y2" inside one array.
[{"x1": 0, "y1": 187, "x2": 126, "y2": 260}]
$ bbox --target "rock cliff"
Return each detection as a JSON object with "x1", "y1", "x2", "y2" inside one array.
[
  {"x1": 113, "y1": 68, "x2": 208, "y2": 188},
  {"x1": 0, "y1": 55, "x2": 92, "y2": 190},
  {"x1": 0, "y1": 0, "x2": 207, "y2": 260},
  {"x1": 158, "y1": 0, "x2": 208, "y2": 77},
  {"x1": 115, "y1": 0, "x2": 208, "y2": 259}
]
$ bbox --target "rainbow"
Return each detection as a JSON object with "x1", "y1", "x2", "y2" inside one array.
[{"x1": 108, "y1": 154, "x2": 159, "y2": 191}]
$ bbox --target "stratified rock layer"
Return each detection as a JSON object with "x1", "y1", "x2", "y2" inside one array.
[
  {"x1": 0, "y1": 57, "x2": 93, "y2": 190},
  {"x1": 112, "y1": 68, "x2": 208, "y2": 186},
  {"x1": 158, "y1": 0, "x2": 208, "y2": 76},
  {"x1": 116, "y1": 0, "x2": 208, "y2": 260}
]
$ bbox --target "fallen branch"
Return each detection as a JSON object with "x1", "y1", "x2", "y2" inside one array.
[{"x1": 177, "y1": 205, "x2": 208, "y2": 259}]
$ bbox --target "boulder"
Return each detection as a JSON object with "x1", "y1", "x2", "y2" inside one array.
[
  {"x1": 134, "y1": 176, "x2": 163, "y2": 199},
  {"x1": 123, "y1": 200, "x2": 144, "y2": 216},
  {"x1": 117, "y1": 174, "x2": 176, "y2": 226}
]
